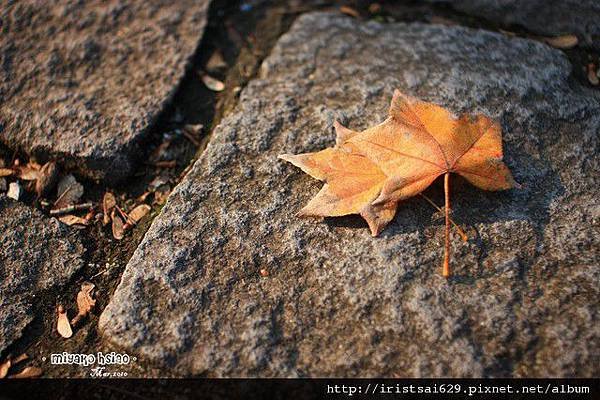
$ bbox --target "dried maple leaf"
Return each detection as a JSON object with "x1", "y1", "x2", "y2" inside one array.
[{"x1": 279, "y1": 90, "x2": 520, "y2": 277}]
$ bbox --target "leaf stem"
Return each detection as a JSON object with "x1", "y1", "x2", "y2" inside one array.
[{"x1": 443, "y1": 173, "x2": 451, "y2": 278}]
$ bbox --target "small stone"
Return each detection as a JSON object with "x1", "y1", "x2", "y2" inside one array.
[{"x1": 7, "y1": 182, "x2": 21, "y2": 201}]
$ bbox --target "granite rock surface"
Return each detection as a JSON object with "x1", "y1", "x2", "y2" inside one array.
[
  {"x1": 99, "y1": 13, "x2": 600, "y2": 377},
  {"x1": 0, "y1": 197, "x2": 86, "y2": 354},
  {"x1": 428, "y1": 0, "x2": 600, "y2": 50},
  {"x1": 0, "y1": 0, "x2": 211, "y2": 183}
]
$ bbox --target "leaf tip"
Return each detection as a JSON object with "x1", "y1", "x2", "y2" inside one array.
[
  {"x1": 369, "y1": 226, "x2": 381, "y2": 237},
  {"x1": 333, "y1": 120, "x2": 358, "y2": 145},
  {"x1": 296, "y1": 207, "x2": 313, "y2": 218},
  {"x1": 277, "y1": 154, "x2": 295, "y2": 164},
  {"x1": 392, "y1": 88, "x2": 403, "y2": 100},
  {"x1": 389, "y1": 89, "x2": 410, "y2": 120}
]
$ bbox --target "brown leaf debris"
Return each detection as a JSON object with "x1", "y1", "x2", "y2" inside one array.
[
  {"x1": 71, "y1": 282, "x2": 96, "y2": 326},
  {"x1": 7, "y1": 366, "x2": 43, "y2": 379},
  {"x1": 103, "y1": 192, "x2": 117, "y2": 226},
  {"x1": 53, "y1": 174, "x2": 84, "y2": 209},
  {"x1": 56, "y1": 305, "x2": 73, "y2": 339},
  {"x1": 35, "y1": 161, "x2": 59, "y2": 198},
  {"x1": 111, "y1": 208, "x2": 125, "y2": 240}
]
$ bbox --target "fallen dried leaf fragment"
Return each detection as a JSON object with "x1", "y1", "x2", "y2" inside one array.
[
  {"x1": 429, "y1": 16, "x2": 457, "y2": 26},
  {"x1": 0, "y1": 358, "x2": 11, "y2": 378},
  {"x1": 154, "y1": 160, "x2": 177, "y2": 168},
  {"x1": 35, "y1": 161, "x2": 59, "y2": 197},
  {"x1": 0, "y1": 168, "x2": 14, "y2": 177},
  {"x1": 103, "y1": 192, "x2": 117, "y2": 225},
  {"x1": 499, "y1": 29, "x2": 517, "y2": 37},
  {"x1": 7, "y1": 366, "x2": 43, "y2": 379},
  {"x1": 206, "y1": 50, "x2": 227, "y2": 72},
  {"x1": 184, "y1": 123, "x2": 203, "y2": 135},
  {"x1": 124, "y1": 204, "x2": 151, "y2": 230},
  {"x1": 542, "y1": 34, "x2": 578, "y2": 49},
  {"x1": 0, "y1": 353, "x2": 30, "y2": 379},
  {"x1": 111, "y1": 209, "x2": 125, "y2": 240},
  {"x1": 53, "y1": 174, "x2": 84, "y2": 209},
  {"x1": 279, "y1": 90, "x2": 519, "y2": 277},
  {"x1": 200, "y1": 73, "x2": 225, "y2": 92},
  {"x1": 183, "y1": 124, "x2": 204, "y2": 146},
  {"x1": 71, "y1": 282, "x2": 96, "y2": 326},
  {"x1": 16, "y1": 164, "x2": 40, "y2": 181},
  {"x1": 115, "y1": 205, "x2": 129, "y2": 221},
  {"x1": 587, "y1": 63, "x2": 599, "y2": 86},
  {"x1": 84, "y1": 208, "x2": 95, "y2": 222},
  {"x1": 12, "y1": 354, "x2": 28, "y2": 364},
  {"x1": 368, "y1": 3, "x2": 382, "y2": 14},
  {"x1": 56, "y1": 305, "x2": 73, "y2": 338},
  {"x1": 340, "y1": 5, "x2": 360, "y2": 18},
  {"x1": 58, "y1": 214, "x2": 90, "y2": 227},
  {"x1": 153, "y1": 185, "x2": 171, "y2": 205}
]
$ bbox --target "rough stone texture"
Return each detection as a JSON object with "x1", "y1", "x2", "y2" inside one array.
[
  {"x1": 99, "y1": 13, "x2": 600, "y2": 377},
  {"x1": 428, "y1": 0, "x2": 600, "y2": 50},
  {"x1": 0, "y1": 197, "x2": 86, "y2": 354},
  {"x1": 0, "y1": 0, "x2": 210, "y2": 183}
]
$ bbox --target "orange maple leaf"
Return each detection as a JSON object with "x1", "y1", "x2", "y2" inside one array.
[{"x1": 279, "y1": 90, "x2": 520, "y2": 277}]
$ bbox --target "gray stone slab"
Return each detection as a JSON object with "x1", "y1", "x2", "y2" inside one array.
[
  {"x1": 99, "y1": 13, "x2": 600, "y2": 377},
  {"x1": 0, "y1": 197, "x2": 86, "y2": 354},
  {"x1": 0, "y1": 0, "x2": 210, "y2": 183},
  {"x1": 428, "y1": 0, "x2": 600, "y2": 50}
]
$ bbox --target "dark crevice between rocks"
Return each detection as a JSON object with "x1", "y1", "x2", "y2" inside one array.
[{"x1": 1, "y1": 0, "x2": 597, "y2": 378}]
